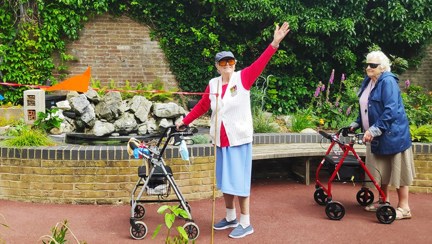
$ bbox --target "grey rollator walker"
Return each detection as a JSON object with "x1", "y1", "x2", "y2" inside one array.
[{"x1": 128, "y1": 125, "x2": 200, "y2": 240}]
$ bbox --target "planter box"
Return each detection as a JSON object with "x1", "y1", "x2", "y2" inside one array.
[{"x1": 0, "y1": 107, "x2": 24, "y2": 121}]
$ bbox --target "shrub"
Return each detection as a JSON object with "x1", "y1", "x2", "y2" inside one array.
[
  {"x1": 306, "y1": 70, "x2": 360, "y2": 130},
  {"x1": 252, "y1": 107, "x2": 279, "y2": 133},
  {"x1": 33, "y1": 108, "x2": 63, "y2": 133},
  {"x1": 410, "y1": 124, "x2": 432, "y2": 143},
  {"x1": 3, "y1": 127, "x2": 55, "y2": 147},
  {"x1": 401, "y1": 83, "x2": 432, "y2": 126}
]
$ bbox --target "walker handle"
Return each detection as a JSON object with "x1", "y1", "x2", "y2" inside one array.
[{"x1": 318, "y1": 130, "x2": 332, "y2": 141}]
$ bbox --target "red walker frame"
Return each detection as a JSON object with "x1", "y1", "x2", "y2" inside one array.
[{"x1": 314, "y1": 128, "x2": 396, "y2": 224}]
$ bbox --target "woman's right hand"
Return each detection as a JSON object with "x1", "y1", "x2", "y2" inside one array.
[
  {"x1": 271, "y1": 22, "x2": 290, "y2": 48},
  {"x1": 175, "y1": 121, "x2": 185, "y2": 130}
]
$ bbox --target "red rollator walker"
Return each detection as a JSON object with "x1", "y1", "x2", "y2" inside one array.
[{"x1": 314, "y1": 127, "x2": 396, "y2": 224}]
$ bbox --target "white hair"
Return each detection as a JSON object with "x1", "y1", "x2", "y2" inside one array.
[{"x1": 366, "y1": 50, "x2": 391, "y2": 72}]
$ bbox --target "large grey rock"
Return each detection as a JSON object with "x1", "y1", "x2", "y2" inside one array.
[
  {"x1": 84, "y1": 88, "x2": 100, "y2": 103},
  {"x1": 129, "y1": 96, "x2": 152, "y2": 122},
  {"x1": 114, "y1": 112, "x2": 138, "y2": 134},
  {"x1": 93, "y1": 120, "x2": 115, "y2": 136},
  {"x1": 94, "y1": 91, "x2": 122, "y2": 121},
  {"x1": 70, "y1": 94, "x2": 91, "y2": 115},
  {"x1": 80, "y1": 105, "x2": 96, "y2": 127},
  {"x1": 153, "y1": 102, "x2": 185, "y2": 118}
]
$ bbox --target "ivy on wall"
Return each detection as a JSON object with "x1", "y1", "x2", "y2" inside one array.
[{"x1": 1, "y1": 0, "x2": 432, "y2": 114}]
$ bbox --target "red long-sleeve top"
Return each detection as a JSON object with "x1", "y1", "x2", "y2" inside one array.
[{"x1": 183, "y1": 44, "x2": 278, "y2": 147}]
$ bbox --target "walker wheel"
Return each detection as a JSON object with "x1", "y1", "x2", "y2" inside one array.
[
  {"x1": 314, "y1": 188, "x2": 329, "y2": 206},
  {"x1": 356, "y1": 188, "x2": 375, "y2": 206},
  {"x1": 325, "y1": 201, "x2": 345, "y2": 220},
  {"x1": 130, "y1": 221, "x2": 148, "y2": 240},
  {"x1": 133, "y1": 203, "x2": 146, "y2": 220},
  {"x1": 183, "y1": 222, "x2": 200, "y2": 240},
  {"x1": 376, "y1": 205, "x2": 396, "y2": 224}
]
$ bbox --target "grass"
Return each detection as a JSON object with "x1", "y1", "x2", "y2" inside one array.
[{"x1": 3, "y1": 129, "x2": 55, "y2": 147}]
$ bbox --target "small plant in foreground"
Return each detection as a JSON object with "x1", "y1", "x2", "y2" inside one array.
[
  {"x1": 40, "y1": 220, "x2": 86, "y2": 244},
  {"x1": 152, "y1": 205, "x2": 193, "y2": 244}
]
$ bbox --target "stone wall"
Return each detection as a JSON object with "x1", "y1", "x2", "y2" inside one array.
[{"x1": 62, "y1": 14, "x2": 177, "y2": 89}]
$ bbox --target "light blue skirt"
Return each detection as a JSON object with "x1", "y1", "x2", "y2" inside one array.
[{"x1": 216, "y1": 143, "x2": 252, "y2": 197}]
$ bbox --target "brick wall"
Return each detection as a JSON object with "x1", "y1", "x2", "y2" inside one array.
[
  {"x1": 411, "y1": 154, "x2": 432, "y2": 193},
  {"x1": 61, "y1": 14, "x2": 178, "y2": 89},
  {"x1": 399, "y1": 45, "x2": 432, "y2": 91},
  {"x1": 0, "y1": 156, "x2": 219, "y2": 204}
]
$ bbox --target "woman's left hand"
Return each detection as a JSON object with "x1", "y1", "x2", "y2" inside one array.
[{"x1": 271, "y1": 22, "x2": 290, "y2": 48}]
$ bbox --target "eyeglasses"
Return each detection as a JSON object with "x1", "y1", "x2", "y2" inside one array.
[
  {"x1": 366, "y1": 63, "x2": 380, "y2": 69},
  {"x1": 218, "y1": 59, "x2": 236, "y2": 66}
]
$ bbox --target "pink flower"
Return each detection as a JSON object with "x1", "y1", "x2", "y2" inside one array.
[
  {"x1": 405, "y1": 79, "x2": 410, "y2": 88},
  {"x1": 314, "y1": 86, "x2": 321, "y2": 97},
  {"x1": 329, "y1": 69, "x2": 335, "y2": 84},
  {"x1": 346, "y1": 105, "x2": 352, "y2": 115},
  {"x1": 321, "y1": 84, "x2": 325, "y2": 91},
  {"x1": 341, "y1": 73, "x2": 345, "y2": 82}
]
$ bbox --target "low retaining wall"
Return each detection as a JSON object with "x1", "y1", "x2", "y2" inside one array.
[{"x1": 0, "y1": 133, "x2": 431, "y2": 204}]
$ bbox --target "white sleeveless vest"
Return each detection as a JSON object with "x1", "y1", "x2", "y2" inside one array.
[{"x1": 208, "y1": 71, "x2": 253, "y2": 146}]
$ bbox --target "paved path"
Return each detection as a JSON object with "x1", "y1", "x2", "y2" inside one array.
[{"x1": 1, "y1": 179, "x2": 430, "y2": 243}]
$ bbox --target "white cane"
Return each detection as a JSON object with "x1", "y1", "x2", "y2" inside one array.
[{"x1": 210, "y1": 80, "x2": 220, "y2": 244}]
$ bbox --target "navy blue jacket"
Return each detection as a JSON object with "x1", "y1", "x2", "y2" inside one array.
[{"x1": 355, "y1": 72, "x2": 412, "y2": 155}]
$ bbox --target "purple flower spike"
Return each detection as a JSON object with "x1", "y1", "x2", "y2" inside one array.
[
  {"x1": 321, "y1": 84, "x2": 325, "y2": 91},
  {"x1": 346, "y1": 105, "x2": 352, "y2": 115},
  {"x1": 341, "y1": 73, "x2": 345, "y2": 82},
  {"x1": 405, "y1": 79, "x2": 410, "y2": 88},
  {"x1": 329, "y1": 69, "x2": 335, "y2": 84},
  {"x1": 335, "y1": 101, "x2": 339, "y2": 107},
  {"x1": 314, "y1": 86, "x2": 321, "y2": 97}
]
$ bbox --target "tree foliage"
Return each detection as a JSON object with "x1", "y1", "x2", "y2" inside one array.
[{"x1": 1, "y1": 0, "x2": 432, "y2": 114}]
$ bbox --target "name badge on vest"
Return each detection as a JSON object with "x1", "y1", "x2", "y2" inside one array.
[{"x1": 230, "y1": 85, "x2": 237, "y2": 97}]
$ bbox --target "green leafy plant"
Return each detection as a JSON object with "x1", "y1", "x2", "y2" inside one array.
[
  {"x1": 410, "y1": 124, "x2": 432, "y2": 143},
  {"x1": 152, "y1": 205, "x2": 191, "y2": 244},
  {"x1": 40, "y1": 220, "x2": 86, "y2": 244},
  {"x1": 401, "y1": 83, "x2": 432, "y2": 126},
  {"x1": 291, "y1": 110, "x2": 316, "y2": 132},
  {"x1": 33, "y1": 108, "x2": 63, "y2": 133}
]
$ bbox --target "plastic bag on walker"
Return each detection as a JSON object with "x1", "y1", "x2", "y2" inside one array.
[
  {"x1": 133, "y1": 147, "x2": 150, "y2": 159},
  {"x1": 179, "y1": 140, "x2": 189, "y2": 161}
]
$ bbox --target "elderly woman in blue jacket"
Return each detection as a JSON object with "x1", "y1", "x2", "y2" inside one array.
[{"x1": 350, "y1": 50, "x2": 415, "y2": 220}]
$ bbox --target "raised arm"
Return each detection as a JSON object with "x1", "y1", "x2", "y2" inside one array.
[{"x1": 241, "y1": 22, "x2": 290, "y2": 90}]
